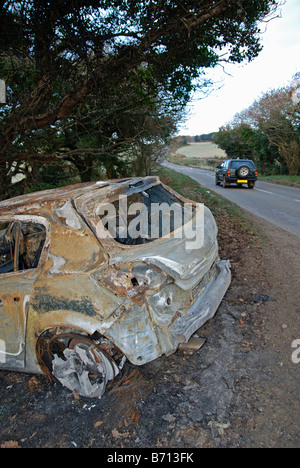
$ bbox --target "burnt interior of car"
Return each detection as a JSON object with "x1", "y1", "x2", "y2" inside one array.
[
  {"x1": 0, "y1": 222, "x2": 46, "y2": 274},
  {"x1": 101, "y1": 185, "x2": 188, "y2": 246}
]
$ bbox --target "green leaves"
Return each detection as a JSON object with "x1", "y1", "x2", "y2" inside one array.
[
  {"x1": 214, "y1": 78, "x2": 300, "y2": 176},
  {"x1": 0, "y1": 0, "x2": 280, "y2": 199}
]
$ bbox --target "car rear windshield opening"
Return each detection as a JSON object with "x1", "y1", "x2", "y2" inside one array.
[
  {"x1": 99, "y1": 184, "x2": 191, "y2": 246},
  {"x1": 231, "y1": 161, "x2": 255, "y2": 169}
]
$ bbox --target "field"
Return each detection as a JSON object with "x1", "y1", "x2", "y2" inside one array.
[
  {"x1": 176, "y1": 142, "x2": 227, "y2": 159},
  {"x1": 167, "y1": 142, "x2": 226, "y2": 170}
]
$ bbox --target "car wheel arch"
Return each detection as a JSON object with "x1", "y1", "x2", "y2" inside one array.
[{"x1": 35, "y1": 325, "x2": 125, "y2": 398}]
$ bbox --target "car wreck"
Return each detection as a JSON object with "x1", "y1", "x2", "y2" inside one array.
[{"x1": 0, "y1": 177, "x2": 231, "y2": 398}]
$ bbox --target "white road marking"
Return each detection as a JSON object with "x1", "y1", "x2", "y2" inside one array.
[
  {"x1": 294, "y1": 199, "x2": 300, "y2": 203},
  {"x1": 256, "y1": 188, "x2": 274, "y2": 195}
]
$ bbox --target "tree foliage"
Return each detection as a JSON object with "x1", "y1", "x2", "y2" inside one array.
[
  {"x1": 214, "y1": 76, "x2": 300, "y2": 175},
  {"x1": 0, "y1": 0, "x2": 279, "y2": 199}
]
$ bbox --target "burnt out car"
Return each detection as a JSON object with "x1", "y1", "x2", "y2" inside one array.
[{"x1": 0, "y1": 177, "x2": 231, "y2": 398}]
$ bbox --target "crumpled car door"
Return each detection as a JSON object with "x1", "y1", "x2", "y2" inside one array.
[{"x1": 0, "y1": 221, "x2": 45, "y2": 370}]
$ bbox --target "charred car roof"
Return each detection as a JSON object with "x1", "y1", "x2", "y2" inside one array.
[{"x1": 0, "y1": 177, "x2": 159, "y2": 216}]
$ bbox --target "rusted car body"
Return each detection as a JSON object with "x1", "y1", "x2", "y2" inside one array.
[{"x1": 0, "y1": 177, "x2": 231, "y2": 397}]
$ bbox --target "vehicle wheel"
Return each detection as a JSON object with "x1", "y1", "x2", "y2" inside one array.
[
  {"x1": 215, "y1": 177, "x2": 221, "y2": 186},
  {"x1": 37, "y1": 332, "x2": 121, "y2": 398},
  {"x1": 53, "y1": 341, "x2": 119, "y2": 398},
  {"x1": 248, "y1": 182, "x2": 255, "y2": 189},
  {"x1": 223, "y1": 176, "x2": 229, "y2": 188},
  {"x1": 237, "y1": 165, "x2": 250, "y2": 178}
]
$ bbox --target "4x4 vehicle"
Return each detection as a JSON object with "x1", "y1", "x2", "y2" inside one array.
[
  {"x1": 0, "y1": 177, "x2": 231, "y2": 398},
  {"x1": 216, "y1": 159, "x2": 258, "y2": 189}
]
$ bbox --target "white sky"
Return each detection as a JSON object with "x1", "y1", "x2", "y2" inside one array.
[{"x1": 178, "y1": 0, "x2": 300, "y2": 136}]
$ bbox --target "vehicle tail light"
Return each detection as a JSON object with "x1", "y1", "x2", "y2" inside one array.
[
  {"x1": 227, "y1": 170, "x2": 231, "y2": 177},
  {"x1": 255, "y1": 171, "x2": 258, "y2": 177}
]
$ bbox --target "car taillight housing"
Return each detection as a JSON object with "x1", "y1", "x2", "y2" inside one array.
[{"x1": 255, "y1": 171, "x2": 258, "y2": 177}]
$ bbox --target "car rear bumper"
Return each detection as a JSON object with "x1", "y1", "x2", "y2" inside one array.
[
  {"x1": 169, "y1": 259, "x2": 231, "y2": 348},
  {"x1": 227, "y1": 176, "x2": 257, "y2": 182},
  {"x1": 104, "y1": 259, "x2": 231, "y2": 365}
]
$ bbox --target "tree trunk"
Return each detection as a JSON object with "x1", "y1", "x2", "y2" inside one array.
[{"x1": 278, "y1": 140, "x2": 300, "y2": 176}]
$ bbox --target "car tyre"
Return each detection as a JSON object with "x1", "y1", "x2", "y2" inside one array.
[
  {"x1": 237, "y1": 165, "x2": 250, "y2": 178},
  {"x1": 223, "y1": 176, "x2": 229, "y2": 188}
]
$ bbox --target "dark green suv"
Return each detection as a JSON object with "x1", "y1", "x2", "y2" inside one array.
[{"x1": 216, "y1": 159, "x2": 258, "y2": 189}]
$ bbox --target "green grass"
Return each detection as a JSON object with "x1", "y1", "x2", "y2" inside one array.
[
  {"x1": 167, "y1": 153, "x2": 213, "y2": 169},
  {"x1": 259, "y1": 175, "x2": 300, "y2": 188}
]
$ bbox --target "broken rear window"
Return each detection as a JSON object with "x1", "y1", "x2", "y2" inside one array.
[{"x1": 97, "y1": 184, "x2": 194, "y2": 246}]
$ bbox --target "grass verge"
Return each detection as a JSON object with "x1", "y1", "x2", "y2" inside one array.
[
  {"x1": 166, "y1": 152, "x2": 221, "y2": 171},
  {"x1": 259, "y1": 175, "x2": 300, "y2": 188}
]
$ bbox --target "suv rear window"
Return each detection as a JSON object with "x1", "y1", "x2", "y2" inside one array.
[{"x1": 230, "y1": 161, "x2": 255, "y2": 169}]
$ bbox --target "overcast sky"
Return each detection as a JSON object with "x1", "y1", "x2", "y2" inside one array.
[{"x1": 178, "y1": 0, "x2": 300, "y2": 136}]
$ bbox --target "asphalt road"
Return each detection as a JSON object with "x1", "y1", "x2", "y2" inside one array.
[{"x1": 163, "y1": 161, "x2": 300, "y2": 238}]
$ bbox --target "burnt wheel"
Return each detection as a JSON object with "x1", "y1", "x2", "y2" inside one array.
[
  {"x1": 37, "y1": 332, "x2": 121, "y2": 398},
  {"x1": 52, "y1": 341, "x2": 119, "y2": 398}
]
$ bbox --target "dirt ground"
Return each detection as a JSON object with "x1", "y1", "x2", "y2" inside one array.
[{"x1": 0, "y1": 211, "x2": 299, "y2": 449}]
